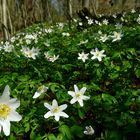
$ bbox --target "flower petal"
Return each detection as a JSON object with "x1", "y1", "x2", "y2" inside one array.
[
  {"x1": 2, "y1": 120, "x2": 10, "y2": 136},
  {"x1": 80, "y1": 87, "x2": 86, "y2": 94},
  {"x1": 8, "y1": 111, "x2": 22, "y2": 122},
  {"x1": 33, "y1": 92, "x2": 41, "y2": 99},
  {"x1": 54, "y1": 114, "x2": 60, "y2": 121},
  {"x1": 1, "y1": 85, "x2": 10, "y2": 101},
  {"x1": 68, "y1": 91, "x2": 75, "y2": 97},
  {"x1": 74, "y1": 85, "x2": 79, "y2": 93},
  {"x1": 44, "y1": 102, "x2": 52, "y2": 110},
  {"x1": 44, "y1": 111, "x2": 53, "y2": 119},
  {"x1": 52, "y1": 99, "x2": 58, "y2": 107},
  {"x1": 8, "y1": 100, "x2": 20, "y2": 109},
  {"x1": 70, "y1": 98, "x2": 77, "y2": 104},
  {"x1": 59, "y1": 112, "x2": 69, "y2": 118},
  {"x1": 78, "y1": 99, "x2": 84, "y2": 107},
  {"x1": 82, "y1": 95, "x2": 90, "y2": 100},
  {"x1": 97, "y1": 57, "x2": 102, "y2": 61},
  {"x1": 59, "y1": 104, "x2": 67, "y2": 111}
]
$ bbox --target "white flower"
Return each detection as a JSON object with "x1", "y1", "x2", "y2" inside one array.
[
  {"x1": 137, "y1": 16, "x2": 140, "y2": 24},
  {"x1": 102, "y1": 19, "x2": 109, "y2": 25},
  {"x1": 79, "y1": 22, "x2": 83, "y2": 26},
  {"x1": 3, "y1": 42, "x2": 14, "y2": 52},
  {"x1": 44, "y1": 99, "x2": 69, "y2": 121},
  {"x1": 0, "y1": 85, "x2": 22, "y2": 136},
  {"x1": 131, "y1": 9, "x2": 136, "y2": 13},
  {"x1": 90, "y1": 48, "x2": 106, "y2": 61},
  {"x1": 88, "y1": 19, "x2": 93, "y2": 25},
  {"x1": 121, "y1": 17, "x2": 124, "y2": 22},
  {"x1": 73, "y1": 19, "x2": 77, "y2": 23},
  {"x1": 84, "y1": 126, "x2": 94, "y2": 135},
  {"x1": 10, "y1": 37, "x2": 16, "y2": 43},
  {"x1": 25, "y1": 34, "x2": 34, "y2": 40},
  {"x1": 62, "y1": 32, "x2": 70, "y2": 37},
  {"x1": 115, "y1": 23, "x2": 122, "y2": 29},
  {"x1": 58, "y1": 23, "x2": 64, "y2": 29},
  {"x1": 111, "y1": 31, "x2": 123, "y2": 42},
  {"x1": 48, "y1": 55, "x2": 59, "y2": 62},
  {"x1": 99, "y1": 34, "x2": 108, "y2": 42},
  {"x1": 21, "y1": 46, "x2": 40, "y2": 59},
  {"x1": 98, "y1": 30, "x2": 102, "y2": 35},
  {"x1": 112, "y1": 14, "x2": 117, "y2": 18},
  {"x1": 25, "y1": 39, "x2": 31, "y2": 44},
  {"x1": 78, "y1": 52, "x2": 89, "y2": 62},
  {"x1": 78, "y1": 39, "x2": 88, "y2": 45},
  {"x1": 33, "y1": 85, "x2": 48, "y2": 99},
  {"x1": 68, "y1": 85, "x2": 90, "y2": 107},
  {"x1": 44, "y1": 52, "x2": 59, "y2": 62},
  {"x1": 45, "y1": 28, "x2": 53, "y2": 33}
]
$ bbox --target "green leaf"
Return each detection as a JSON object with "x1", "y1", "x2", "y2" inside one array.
[
  {"x1": 135, "y1": 68, "x2": 140, "y2": 78},
  {"x1": 102, "y1": 94, "x2": 117, "y2": 104},
  {"x1": 78, "y1": 109, "x2": 85, "y2": 119},
  {"x1": 70, "y1": 125, "x2": 83, "y2": 138},
  {"x1": 48, "y1": 134, "x2": 57, "y2": 140},
  {"x1": 59, "y1": 125, "x2": 72, "y2": 140},
  {"x1": 57, "y1": 133, "x2": 63, "y2": 140}
]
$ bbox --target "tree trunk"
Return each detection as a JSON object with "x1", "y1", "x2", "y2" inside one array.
[
  {"x1": 68, "y1": 0, "x2": 72, "y2": 18},
  {"x1": 82, "y1": 0, "x2": 89, "y2": 8},
  {"x1": 1, "y1": 0, "x2": 9, "y2": 40}
]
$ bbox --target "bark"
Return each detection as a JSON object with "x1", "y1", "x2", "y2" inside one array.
[
  {"x1": 82, "y1": 0, "x2": 89, "y2": 8},
  {"x1": 1, "y1": 0, "x2": 9, "y2": 40}
]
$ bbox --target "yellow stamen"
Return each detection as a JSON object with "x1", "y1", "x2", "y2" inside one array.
[
  {"x1": 76, "y1": 92, "x2": 81, "y2": 97},
  {"x1": 0, "y1": 104, "x2": 11, "y2": 119},
  {"x1": 52, "y1": 107, "x2": 60, "y2": 113},
  {"x1": 38, "y1": 85, "x2": 44, "y2": 92}
]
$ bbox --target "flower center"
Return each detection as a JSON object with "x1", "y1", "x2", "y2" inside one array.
[
  {"x1": 76, "y1": 92, "x2": 81, "y2": 98},
  {"x1": 96, "y1": 52, "x2": 100, "y2": 56},
  {"x1": 27, "y1": 52, "x2": 33, "y2": 57},
  {"x1": 38, "y1": 85, "x2": 44, "y2": 92},
  {"x1": 0, "y1": 104, "x2": 11, "y2": 119},
  {"x1": 52, "y1": 107, "x2": 60, "y2": 113}
]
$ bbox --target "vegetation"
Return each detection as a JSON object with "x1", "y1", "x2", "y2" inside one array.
[{"x1": 0, "y1": 9, "x2": 140, "y2": 140}]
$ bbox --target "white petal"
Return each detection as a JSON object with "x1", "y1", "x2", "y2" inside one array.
[
  {"x1": 70, "y1": 98, "x2": 77, "y2": 104},
  {"x1": 2, "y1": 120, "x2": 10, "y2": 136},
  {"x1": 54, "y1": 114, "x2": 60, "y2": 121},
  {"x1": 1, "y1": 85, "x2": 10, "y2": 100},
  {"x1": 8, "y1": 111, "x2": 22, "y2": 122},
  {"x1": 44, "y1": 111, "x2": 53, "y2": 119},
  {"x1": 80, "y1": 87, "x2": 87, "y2": 94},
  {"x1": 78, "y1": 99, "x2": 84, "y2": 107},
  {"x1": 68, "y1": 91, "x2": 75, "y2": 97},
  {"x1": 44, "y1": 87, "x2": 48, "y2": 92},
  {"x1": 74, "y1": 85, "x2": 79, "y2": 93},
  {"x1": 59, "y1": 104, "x2": 67, "y2": 111},
  {"x1": 44, "y1": 102, "x2": 52, "y2": 110},
  {"x1": 91, "y1": 56, "x2": 96, "y2": 60},
  {"x1": 52, "y1": 99, "x2": 58, "y2": 107},
  {"x1": 84, "y1": 131, "x2": 88, "y2": 135},
  {"x1": 97, "y1": 57, "x2": 102, "y2": 61},
  {"x1": 82, "y1": 95, "x2": 90, "y2": 100},
  {"x1": 33, "y1": 92, "x2": 41, "y2": 99},
  {"x1": 0, "y1": 125, "x2": 1, "y2": 133},
  {"x1": 101, "y1": 50, "x2": 105, "y2": 53},
  {"x1": 59, "y1": 112, "x2": 69, "y2": 118},
  {"x1": 95, "y1": 48, "x2": 99, "y2": 52},
  {"x1": 8, "y1": 100, "x2": 20, "y2": 109}
]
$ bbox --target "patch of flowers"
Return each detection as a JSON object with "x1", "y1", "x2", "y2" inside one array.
[{"x1": 0, "y1": 9, "x2": 140, "y2": 140}]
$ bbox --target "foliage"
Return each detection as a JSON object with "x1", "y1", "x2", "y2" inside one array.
[{"x1": 0, "y1": 10, "x2": 140, "y2": 140}]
